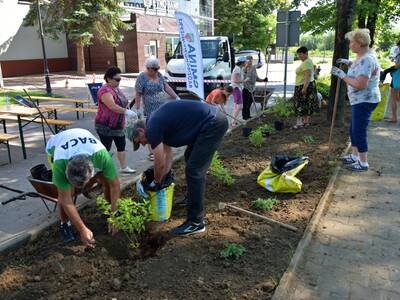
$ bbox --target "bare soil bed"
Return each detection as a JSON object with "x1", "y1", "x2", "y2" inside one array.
[{"x1": 0, "y1": 108, "x2": 349, "y2": 300}]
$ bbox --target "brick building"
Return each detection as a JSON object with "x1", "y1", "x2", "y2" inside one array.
[{"x1": 0, "y1": 0, "x2": 214, "y2": 77}]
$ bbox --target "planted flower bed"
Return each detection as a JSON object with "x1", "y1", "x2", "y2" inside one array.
[{"x1": 0, "y1": 107, "x2": 349, "y2": 300}]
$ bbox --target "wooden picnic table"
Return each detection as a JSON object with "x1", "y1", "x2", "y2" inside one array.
[
  {"x1": 40, "y1": 105, "x2": 97, "y2": 120},
  {"x1": 0, "y1": 105, "x2": 52, "y2": 159},
  {"x1": 29, "y1": 96, "x2": 90, "y2": 119}
]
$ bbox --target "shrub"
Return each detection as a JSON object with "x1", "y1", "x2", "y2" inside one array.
[
  {"x1": 220, "y1": 243, "x2": 246, "y2": 259},
  {"x1": 96, "y1": 196, "x2": 152, "y2": 249},
  {"x1": 251, "y1": 198, "x2": 280, "y2": 211},
  {"x1": 316, "y1": 75, "x2": 331, "y2": 99},
  {"x1": 210, "y1": 152, "x2": 235, "y2": 186},
  {"x1": 269, "y1": 96, "x2": 295, "y2": 118},
  {"x1": 259, "y1": 123, "x2": 276, "y2": 135},
  {"x1": 249, "y1": 128, "x2": 264, "y2": 147}
]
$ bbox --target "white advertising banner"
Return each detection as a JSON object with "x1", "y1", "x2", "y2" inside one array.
[{"x1": 175, "y1": 11, "x2": 204, "y2": 99}]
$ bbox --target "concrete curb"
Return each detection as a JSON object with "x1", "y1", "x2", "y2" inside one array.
[{"x1": 272, "y1": 142, "x2": 352, "y2": 300}]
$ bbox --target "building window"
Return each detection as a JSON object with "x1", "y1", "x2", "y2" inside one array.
[
  {"x1": 166, "y1": 36, "x2": 179, "y2": 56},
  {"x1": 144, "y1": 40, "x2": 157, "y2": 57}
]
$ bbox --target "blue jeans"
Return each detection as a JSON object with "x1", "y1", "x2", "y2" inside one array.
[{"x1": 350, "y1": 102, "x2": 378, "y2": 153}]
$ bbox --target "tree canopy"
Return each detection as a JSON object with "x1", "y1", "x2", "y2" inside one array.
[{"x1": 214, "y1": 0, "x2": 289, "y2": 50}]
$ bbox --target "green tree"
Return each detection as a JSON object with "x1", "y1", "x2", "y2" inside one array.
[
  {"x1": 24, "y1": 0, "x2": 131, "y2": 75},
  {"x1": 215, "y1": 0, "x2": 288, "y2": 50},
  {"x1": 328, "y1": 0, "x2": 356, "y2": 125}
]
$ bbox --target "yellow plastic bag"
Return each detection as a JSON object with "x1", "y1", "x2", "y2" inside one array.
[
  {"x1": 371, "y1": 83, "x2": 390, "y2": 121},
  {"x1": 257, "y1": 161, "x2": 309, "y2": 193},
  {"x1": 147, "y1": 183, "x2": 175, "y2": 221}
]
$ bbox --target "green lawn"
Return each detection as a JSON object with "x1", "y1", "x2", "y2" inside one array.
[{"x1": 0, "y1": 90, "x2": 63, "y2": 106}]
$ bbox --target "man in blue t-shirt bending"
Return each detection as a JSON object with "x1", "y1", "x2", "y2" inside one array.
[{"x1": 128, "y1": 100, "x2": 228, "y2": 235}]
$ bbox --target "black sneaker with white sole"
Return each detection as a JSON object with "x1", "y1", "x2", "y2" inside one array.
[
  {"x1": 341, "y1": 154, "x2": 358, "y2": 165},
  {"x1": 170, "y1": 220, "x2": 205, "y2": 236},
  {"x1": 346, "y1": 161, "x2": 368, "y2": 172}
]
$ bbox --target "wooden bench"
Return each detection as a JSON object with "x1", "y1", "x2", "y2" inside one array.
[
  {"x1": 0, "y1": 133, "x2": 19, "y2": 164},
  {"x1": 29, "y1": 96, "x2": 90, "y2": 119},
  {"x1": 40, "y1": 105, "x2": 97, "y2": 120},
  {"x1": 0, "y1": 115, "x2": 75, "y2": 133}
]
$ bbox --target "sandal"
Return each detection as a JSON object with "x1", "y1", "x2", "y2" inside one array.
[
  {"x1": 148, "y1": 153, "x2": 155, "y2": 161},
  {"x1": 384, "y1": 119, "x2": 398, "y2": 123}
]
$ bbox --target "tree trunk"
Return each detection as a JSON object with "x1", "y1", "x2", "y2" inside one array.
[
  {"x1": 357, "y1": 0, "x2": 366, "y2": 27},
  {"x1": 327, "y1": 0, "x2": 356, "y2": 125},
  {"x1": 76, "y1": 42, "x2": 86, "y2": 76},
  {"x1": 366, "y1": 0, "x2": 380, "y2": 47}
]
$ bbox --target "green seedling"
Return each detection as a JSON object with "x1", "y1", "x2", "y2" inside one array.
[
  {"x1": 249, "y1": 128, "x2": 264, "y2": 147},
  {"x1": 96, "y1": 196, "x2": 152, "y2": 249},
  {"x1": 210, "y1": 152, "x2": 235, "y2": 186},
  {"x1": 220, "y1": 243, "x2": 246, "y2": 259},
  {"x1": 303, "y1": 135, "x2": 316, "y2": 144},
  {"x1": 251, "y1": 198, "x2": 280, "y2": 211},
  {"x1": 259, "y1": 123, "x2": 276, "y2": 135}
]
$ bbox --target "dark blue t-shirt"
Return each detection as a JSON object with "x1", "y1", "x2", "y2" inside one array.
[{"x1": 146, "y1": 100, "x2": 218, "y2": 149}]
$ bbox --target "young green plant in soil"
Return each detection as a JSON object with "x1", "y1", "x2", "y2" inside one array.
[
  {"x1": 268, "y1": 96, "x2": 295, "y2": 118},
  {"x1": 220, "y1": 243, "x2": 246, "y2": 259},
  {"x1": 249, "y1": 127, "x2": 265, "y2": 147},
  {"x1": 260, "y1": 123, "x2": 276, "y2": 135},
  {"x1": 249, "y1": 123, "x2": 275, "y2": 147},
  {"x1": 209, "y1": 151, "x2": 235, "y2": 186},
  {"x1": 303, "y1": 135, "x2": 316, "y2": 144},
  {"x1": 96, "y1": 196, "x2": 152, "y2": 249},
  {"x1": 252, "y1": 198, "x2": 280, "y2": 211}
]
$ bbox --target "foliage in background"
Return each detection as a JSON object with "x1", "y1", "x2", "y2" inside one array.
[
  {"x1": 96, "y1": 196, "x2": 151, "y2": 249},
  {"x1": 251, "y1": 198, "x2": 280, "y2": 211},
  {"x1": 268, "y1": 96, "x2": 295, "y2": 118},
  {"x1": 214, "y1": 0, "x2": 289, "y2": 50},
  {"x1": 220, "y1": 243, "x2": 246, "y2": 259},
  {"x1": 210, "y1": 151, "x2": 235, "y2": 186},
  {"x1": 316, "y1": 75, "x2": 331, "y2": 99},
  {"x1": 24, "y1": 0, "x2": 131, "y2": 75}
]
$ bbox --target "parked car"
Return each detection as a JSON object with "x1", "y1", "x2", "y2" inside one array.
[{"x1": 235, "y1": 49, "x2": 266, "y2": 68}]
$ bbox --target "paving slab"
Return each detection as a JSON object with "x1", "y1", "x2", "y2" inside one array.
[{"x1": 273, "y1": 113, "x2": 400, "y2": 299}]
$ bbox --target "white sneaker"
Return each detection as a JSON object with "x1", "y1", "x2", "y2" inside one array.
[{"x1": 120, "y1": 166, "x2": 136, "y2": 174}]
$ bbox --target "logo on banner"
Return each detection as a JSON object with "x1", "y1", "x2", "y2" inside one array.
[{"x1": 184, "y1": 33, "x2": 194, "y2": 43}]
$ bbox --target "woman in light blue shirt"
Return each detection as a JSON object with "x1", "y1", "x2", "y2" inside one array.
[{"x1": 332, "y1": 28, "x2": 380, "y2": 171}]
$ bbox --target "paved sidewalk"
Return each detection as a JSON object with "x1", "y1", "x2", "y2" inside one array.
[{"x1": 274, "y1": 119, "x2": 400, "y2": 299}]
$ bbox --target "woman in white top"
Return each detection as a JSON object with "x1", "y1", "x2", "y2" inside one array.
[
  {"x1": 331, "y1": 28, "x2": 380, "y2": 171},
  {"x1": 230, "y1": 56, "x2": 247, "y2": 126}
]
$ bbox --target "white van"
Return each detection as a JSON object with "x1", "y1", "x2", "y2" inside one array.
[{"x1": 164, "y1": 36, "x2": 234, "y2": 96}]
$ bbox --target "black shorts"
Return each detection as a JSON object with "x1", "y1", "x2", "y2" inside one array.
[{"x1": 97, "y1": 133, "x2": 126, "y2": 152}]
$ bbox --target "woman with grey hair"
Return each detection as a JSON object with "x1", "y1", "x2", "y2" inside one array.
[
  {"x1": 134, "y1": 56, "x2": 180, "y2": 160},
  {"x1": 332, "y1": 28, "x2": 380, "y2": 171}
]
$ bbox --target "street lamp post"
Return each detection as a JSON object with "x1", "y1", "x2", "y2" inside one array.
[{"x1": 36, "y1": 0, "x2": 52, "y2": 95}]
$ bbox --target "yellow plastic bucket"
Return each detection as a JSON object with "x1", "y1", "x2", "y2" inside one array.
[{"x1": 147, "y1": 183, "x2": 175, "y2": 221}]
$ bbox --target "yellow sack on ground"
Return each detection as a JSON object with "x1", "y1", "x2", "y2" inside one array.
[
  {"x1": 257, "y1": 161, "x2": 309, "y2": 193},
  {"x1": 371, "y1": 83, "x2": 390, "y2": 121}
]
